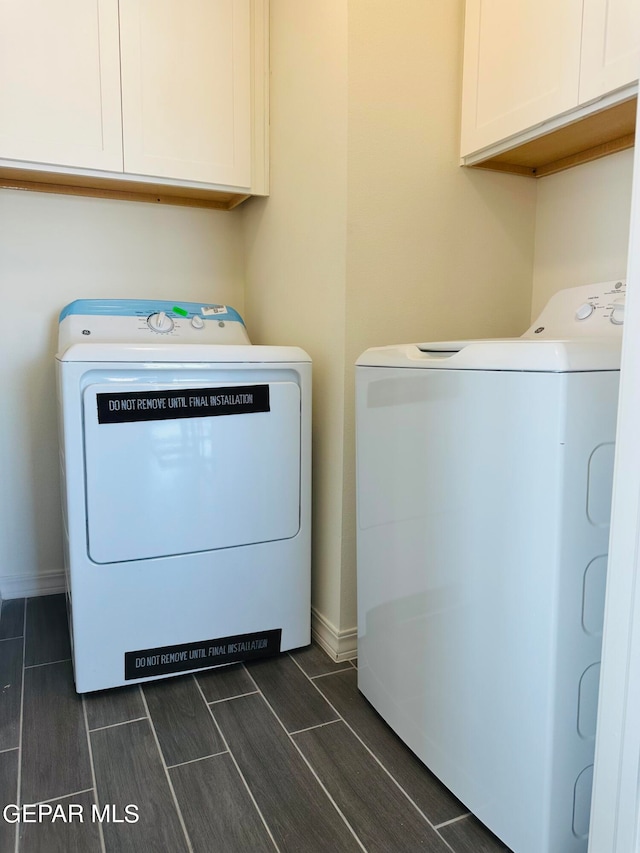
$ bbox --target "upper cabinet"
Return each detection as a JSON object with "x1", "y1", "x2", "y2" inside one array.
[
  {"x1": 580, "y1": 0, "x2": 640, "y2": 102},
  {"x1": 0, "y1": 0, "x2": 268, "y2": 209},
  {"x1": 461, "y1": 0, "x2": 639, "y2": 177},
  {"x1": 120, "y1": 0, "x2": 253, "y2": 188},
  {"x1": 0, "y1": 0, "x2": 123, "y2": 172},
  {"x1": 461, "y1": 0, "x2": 584, "y2": 157}
]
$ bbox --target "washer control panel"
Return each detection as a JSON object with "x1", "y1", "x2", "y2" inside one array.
[{"x1": 523, "y1": 280, "x2": 626, "y2": 339}]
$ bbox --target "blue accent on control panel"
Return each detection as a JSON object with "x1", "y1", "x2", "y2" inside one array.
[{"x1": 59, "y1": 299, "x2": 246, "y2": 326}]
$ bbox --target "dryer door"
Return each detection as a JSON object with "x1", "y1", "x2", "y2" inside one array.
[{"x1": 82, "y1": 380, "x2": 301, "y2": 563}]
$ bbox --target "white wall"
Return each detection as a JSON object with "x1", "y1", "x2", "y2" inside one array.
[
  {"x1": 531, "y1": 149, "x2": 634, "y2": 317},
  {"x1": 0, "y1": 188, "x2": 244, "y2": 596}
]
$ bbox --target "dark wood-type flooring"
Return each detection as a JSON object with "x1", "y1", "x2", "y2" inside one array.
[{"x1": 0, "y1": 594, "x2": 511, "y2": 852}]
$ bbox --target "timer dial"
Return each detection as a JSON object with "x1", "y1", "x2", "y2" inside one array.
[{"x1": 147, "y1": 311, "x2": 174, "y2": 333}]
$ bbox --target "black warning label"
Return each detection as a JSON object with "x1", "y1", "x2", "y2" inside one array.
[
  {"x1": 96, "y1": 385, "x2": 270, "y2": 424},
  {"x1": 125, "y1": 629, "x2": 282, "y2": 679}
]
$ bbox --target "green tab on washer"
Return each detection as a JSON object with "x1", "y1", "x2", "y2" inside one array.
[{"x1": 172, "y1": 306, "x2": 189, "y2": 317}]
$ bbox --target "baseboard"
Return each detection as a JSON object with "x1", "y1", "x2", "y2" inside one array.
[
  {"x1": 0, "y1": 570, "x2": 66, "y2": 600},
  {"x1": 311, "y1": 606, "x2": 358, "y2": 662}
]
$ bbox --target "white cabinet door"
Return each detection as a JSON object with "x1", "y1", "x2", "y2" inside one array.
[
  {"x1": 579, "y1": 0, "x2": 640, "y2": 104},
  {"x1": 119, "y1": 0, "x2": 253, "y2": 188},
  {"x1": 0, "y1": 0, "x2": 122, "y2": 170},
  {"x1": 461, "y1": 0, "x2": 584, "y2": 157}
]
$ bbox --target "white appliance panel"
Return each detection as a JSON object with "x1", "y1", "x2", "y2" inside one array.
[
  {"x1": 356, "y1": 367, "x2": 618, "y2": 853},
  {"x1": 355, "y1": 282, "x2": 624, "y2": 853},
  {"x1": 56, "y1": 299, "x2": 312, "y2": 692},
  {"x1": 83, "y1": 380, "x2": 301, "y2": 563}
]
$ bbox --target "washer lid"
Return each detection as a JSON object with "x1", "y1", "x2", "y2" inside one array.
[
  {"x1": 356, "y1": 280, "x2": 625, "y2": 372},
  {"x1": 356, "y1": 338, "x2": 622, "y2": 372}
]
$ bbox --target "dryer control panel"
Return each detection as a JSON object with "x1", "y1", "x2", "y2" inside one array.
[
  {"x1": 522, "y1": 280, "x2": 626, "y2": 339},
  {"x1": 58, "y1": 299, "x2": 251, "y2": 351}
]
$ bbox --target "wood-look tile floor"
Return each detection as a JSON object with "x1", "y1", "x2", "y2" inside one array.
[{"x1": 0, "y1": 595, "x2": 512, "y2": 852}]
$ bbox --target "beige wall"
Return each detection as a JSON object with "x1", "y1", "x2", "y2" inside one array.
[
  {"x1": 531, "y1": 149, "x2": 634, "y2": 318},
  {"x1": 244, "y1": 0, "x2": 537, "y2": 654},
  {"x1": 0, "y1": 189, "x2": 244, "y2": 594},
  {"x1": 242, "y1": 0, "x2": 349, "y2": 642},
  {"x1": 343, "y1": 0, "x2": 537, "y2": 635}
]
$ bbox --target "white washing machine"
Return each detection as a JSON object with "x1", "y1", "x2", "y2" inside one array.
[
  {"x1": 56, "y1": 299, "x2": 311, "y2": 693},
  {"x1": 355, "y1": 281, "x2": 625, "y2": 853}
]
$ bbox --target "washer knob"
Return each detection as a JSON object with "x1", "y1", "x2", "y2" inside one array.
[
  {"x1": 191, "y1": 315, "x2": 205, "y2": 329},
  {"x1": 575, "y1": 303, "x2": 594, "y2": 321},
  {"x1": 610, "y1": 300, "x2": 625, "y2": 326},
  {"x1": 147, "y1": 311, "x2": 174, "y2": 333}
]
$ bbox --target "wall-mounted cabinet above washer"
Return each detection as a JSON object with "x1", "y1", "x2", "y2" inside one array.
[
  {"x1": 460, "y1": 0, "x2": 639, "y2": 178},
  {"x1": 0, "y1": 0, "x2": 268, "y2": 209}
]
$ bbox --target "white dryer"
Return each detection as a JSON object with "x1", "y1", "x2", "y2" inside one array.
[
  {"x1": 355, "y1": 281, "x2": 625, "y2": 853},
  {"x1": 56, "y1": 299, "x2": 311, "y2": 693}
]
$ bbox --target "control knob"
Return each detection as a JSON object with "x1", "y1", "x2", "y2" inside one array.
[
  {"x1": 147, "y1": 311, "x2": 174, "y2": 333},
  {"x1": 575, "y1": 303, "x2": 594, "y2": 321},
  {"x1": 610, "y1": 299, "x2": 625, "y2": 326}
]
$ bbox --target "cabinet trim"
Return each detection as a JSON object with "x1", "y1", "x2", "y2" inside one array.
[
  {"x1": 462, "y1": 89, "x2": 637, "y2": 178},
  {"x1": 0, "y1": 166, "x2": 251, "y2": 210}
]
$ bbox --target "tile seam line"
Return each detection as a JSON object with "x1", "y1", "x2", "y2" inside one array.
[
  {"x1": 138, "y1": 688, "x2": 195, "y2": 853},
  {"x1": 166, "y1": 749, "x2": 229, "y2": 770},
  {"x1": 288, "y1": 719, "x2": 342, "y2": 736},
  {"x1": 13, "y1": 598, "x2": 27, "y2": 853},
  {"x1": 308, "y1": 667, "x2": 353, "y2": 680},
  {"x1": 81, "y1": 686, "x2": 107, "y2": 853},
  {"x1": 436, "y1": 828, "x2": 459, "y2": 852},
  {"x1": 433, "y1": 812, "x2": 472, "y2": 830},
  {"x1": 87, "y1": 715, "x2": 148, "y2": 733},
  {"x1": 287, "y1": 655, "x2": 463, "y2": 833},
  {"x1": 0, "y1": 599, "x2": 25, "y2": 643},
  {"x1": 242, "y1": 664, "x2": 367, "y2": 852},
  {"x1": 205, "y1": 688, "x2": 259, "y2": 705},
  {"x1": 25, "y1": 787, "x2": 95, "y2": 806},
  {"x1": 432, "y1": 812, "x2": 473, "y2": 853},
  {"x1": 24, "y1": 658, "x2": 72, "y2": 669},
  {"x1": 192, "y1": 673, "x2": 281, "y2": 853},
  {"x1": 0, "y1": 746, "x2": 19, "y2": 756}
]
